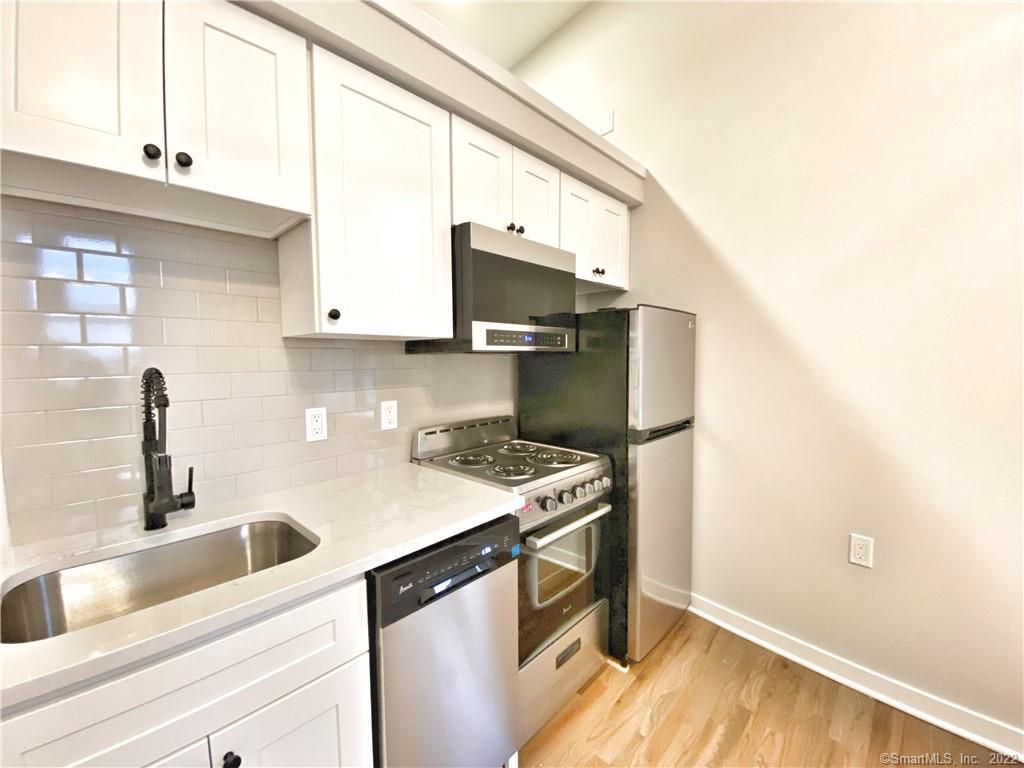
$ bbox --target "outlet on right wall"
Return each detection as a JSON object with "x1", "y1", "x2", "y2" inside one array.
[{"x1": 516, "y1": 1, "x2": 1023, "y2": 751}]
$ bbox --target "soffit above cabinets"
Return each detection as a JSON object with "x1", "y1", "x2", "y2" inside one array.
[{"x1": 238, "y1": 0, "x2": 646, "y2": 207}]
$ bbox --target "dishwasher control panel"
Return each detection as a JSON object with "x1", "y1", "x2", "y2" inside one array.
[{"x1": 370, "y1": 514, "x2": 519, "y2": 627}]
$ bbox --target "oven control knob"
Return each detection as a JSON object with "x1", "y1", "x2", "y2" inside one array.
[
  {"x1": 539, "y1": 496, "x2": 558, "y2": 513},
  {"x1": 573, "y1": 485, "x2": 587, "y2": 499},
  {"x1": 584, "y1": 481, "x2": 596, "y2": 494},
  {"x1": 558, "y1": 490, "x2": 574, "y2": 505},
  {"x1": 599, "y1": 476, "x2": 612, "y2": 489}
]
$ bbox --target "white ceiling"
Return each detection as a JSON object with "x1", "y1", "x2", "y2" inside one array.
[{"x1": 414, "y1": 1, "x2": 588, "y2": 69}]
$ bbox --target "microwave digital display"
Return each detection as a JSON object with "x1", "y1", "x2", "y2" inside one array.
[{"x1": 485, "y1": 329, "x2": 567, "y2": 348}]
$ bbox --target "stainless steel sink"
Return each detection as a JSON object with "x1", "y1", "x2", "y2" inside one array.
[{"x1": 1, "y1": 520, "x2": 318, "y2": 644}]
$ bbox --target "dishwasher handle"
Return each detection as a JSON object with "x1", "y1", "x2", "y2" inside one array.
[{"x1": 419, "y1": 559, "x2": 494, "y2": 605}]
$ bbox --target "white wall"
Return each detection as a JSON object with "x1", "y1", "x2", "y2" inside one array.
[{"x1": 516, "y1": 0, "x2": 1023, "y2": 746}]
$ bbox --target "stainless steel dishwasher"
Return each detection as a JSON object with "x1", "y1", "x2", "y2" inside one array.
[{"x1": 368, "y1": 515, "x2": 519, "y2": 768}]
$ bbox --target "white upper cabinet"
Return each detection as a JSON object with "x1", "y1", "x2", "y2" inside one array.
[
  {"x1": 452, "y1": 118, "x2": 560, "y2": 247},
  {"x1": 451, "y1": 115, "x2": 513, "y2": 232},
  {"x1": 0, "y1": 0, "x2": 165, "y2": 181},
  {"x1": 164, "y1": 1, "x2": 312, "y2": 214},
  {"x1": 561, "y1": 174, "x2": 630, "y2": 291},
  {"x1": 278, "y1": 46, "x2": 452, "y2": 339},
  {"x1": 511, "y1": 148, "x2": 560, "y2": 248}
]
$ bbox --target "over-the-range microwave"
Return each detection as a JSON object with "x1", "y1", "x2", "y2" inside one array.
[{"x1": 405, "y1": 223, "x2": 577, "y2": 354}]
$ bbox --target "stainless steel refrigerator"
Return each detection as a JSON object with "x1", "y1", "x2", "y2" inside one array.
[{"x1": 517, "y1": 304, "x2": 695, "y2": 662}]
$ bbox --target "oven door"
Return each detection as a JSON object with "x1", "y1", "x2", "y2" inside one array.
[{"x1": 518, "y1": 503, "x2": 610, "y2": 665}]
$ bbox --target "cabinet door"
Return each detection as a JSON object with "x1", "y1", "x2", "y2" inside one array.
[
  {"x1": 451, "y1": 116, "x2": 513, "y2": 231},
  {"x1": 164, "y1": 1, "x2": 311, "y2": 213},
  {"x1": 0, "y1": 0, "x2": 165, "y2": 181},
  {"x1": 312, "y1": 46, "x2": 452, "y2": 339},
  {"x1": 560, "y1": 174, "x2": 630, "y2": 290},
  {"x1": 512, "y1": 148, "x2": 560, "y2": 247},
  {"x1": 209, "y1": 655, "x2": 373, "y2": 768},
  {"x1": 146, "y1": 740, "x2": 212, "y2": 768}
]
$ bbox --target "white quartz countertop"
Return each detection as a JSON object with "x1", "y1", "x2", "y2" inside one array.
[{"x1": 0, "y1": 463, "x2": 519, "y2": 711}]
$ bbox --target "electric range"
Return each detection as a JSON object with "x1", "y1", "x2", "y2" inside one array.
[
  {"x1": 412, "y1": 414, "x2": 615, "y2": 748},
  {"x1": 411, "y1": 415, "x2": 612, "y2": 532}
]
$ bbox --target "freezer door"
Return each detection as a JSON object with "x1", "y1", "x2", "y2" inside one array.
[
  {"x1": 629, "y1": 306, "x2": 696, "y2": 432},
  {"x1": 628, "y1": 426, "x2": 693, "y2": 661}
]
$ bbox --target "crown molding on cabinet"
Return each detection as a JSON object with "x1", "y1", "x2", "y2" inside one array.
[{"x1": 237, "y1": 0, "x2": 647, "y2": 207}]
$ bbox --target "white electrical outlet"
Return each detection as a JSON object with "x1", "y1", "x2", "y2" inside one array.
[
  {"x1": 380, "y1": 400, "x2": 398, "y2": 431},
  {"x1": 849, "y1": 533, "x2": 874, "y2": 568},
  {"x1": 305, "y1": 407, "x2": 327, "y2": 442}
]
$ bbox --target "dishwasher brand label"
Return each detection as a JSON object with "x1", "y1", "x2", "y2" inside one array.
[{"x1": 397, "y1": 580, "x2": 414, "y2": 595}]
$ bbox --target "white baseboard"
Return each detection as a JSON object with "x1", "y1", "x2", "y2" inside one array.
[{"x1": 689, "y1": 593, "x2": 1023, "y2": 758}]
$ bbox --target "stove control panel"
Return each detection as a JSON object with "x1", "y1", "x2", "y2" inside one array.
[{"x1": 517, "y1": 466, "x2": 613, "y2": 531}]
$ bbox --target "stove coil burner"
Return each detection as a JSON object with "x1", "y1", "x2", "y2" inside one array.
[
  {"x1": 529, "y1": 450, "x2": 582, "y2": 467},
  {"x1": 448, "y1": 453, "x2": 495, "y2": 468},
  {"x1": 489, "y1": 463, "x2": 537, "y2": 479},
  {"x1": 498, "y1": 441, "x2": 539, "y2": 455}
]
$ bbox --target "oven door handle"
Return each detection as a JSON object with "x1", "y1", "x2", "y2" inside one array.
[{"x1": 525, "y1": 503, "x2": 612, "y2": 550}]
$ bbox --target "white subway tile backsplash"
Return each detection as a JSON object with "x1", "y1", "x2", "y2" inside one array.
[
  {"x1": 2, "y1": 276, "x2": 38, "y2": 310},
  {"x1": 46, "y1": 406, "x2": 134, "y2": 441},
  {"x1": 198, "y1": 347, "x2": 260, "y2": 374},
  {"x1": 227, "y1": 269, "x2": 278, "y2": 298},
  {"x1": 256, "y1": 297, "x2": 281, "y2": 323},
  {"x1": 235, "y1": 466, "x2": 290, "y2": 497},
  {"x1": 163, "y1": 262, "x2": 228, "y2": 293},
  {"x1": 119, "y1": 225, "x2": 193, "y2": 264},
  {"x1": 124, "y1": 286, "x2": 197, "y2": 318},
  {"x1": 259, "y1": 347, "x2": 310, "y2": 371},
  {"x1": 204, "y1": 446, "x2": 265, "y2": 479},
  {"x1": 125, "y1": 345, "x2": 200, "y2": 374},
  {"x1": 172, "y1": 373, "x2": 233, "y2": 401},
  {"x1": 230, "y1": 371, "x2": 288, "y2": 398},
  {"x1": 309, "y1": 349, "x2": 355, "y2": 370},
  {"x1": 83, "y1": 315, "x2": 163, "y2": 345},
  {"x1": 37, "y1": 280, "x2": 122, "y2": 314},
  {"x1": 202, "y1": 397, "x2": 263, "y2": 426},
  {"x1": 1, "y1": 197, "x2": 514, "y2": 545},
  {"x1": 2, "y1": 346, "x2": 43, "y2": 378},
  {"x1": 197, "y1": 292, "x2": 258, "y2": 321},
  {"x1": 3, "y1": 312, "x2": 81, "y2": 344},
  {"x1": 1, "y1": 411, "x2": 48, "y2": 446},
  {"x1": 40, "y1": 346, "x2": 125, "y2": 377},
  {"x1": 82, "y1": 252, "x2": 161, "y2": 287},
  {"x1": 0, "y1": 243, "x2": 78, "y2": 279}
]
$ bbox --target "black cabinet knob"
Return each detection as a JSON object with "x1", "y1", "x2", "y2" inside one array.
[
  {"x1": 506, "y1": 222, "x2": 516, "y2": 232},
  {"x1": 327, "y1": 308, "x2": 341, "y2": 320},
  {"x1": 223, "y1": 752, "x2": 242, "y2": 768},
  {"x1": 175, "y1": 151, "x2": 193, "y2": 168},
  {"x1": 516, "y1": 225, "x2": 525, "y2": 235},
  {"x1": 142, "y1": 143, "x2": 162, "y2": 160}
]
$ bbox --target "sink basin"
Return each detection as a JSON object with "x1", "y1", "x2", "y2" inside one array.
[{"x1": 1, "y1": 520, "x2": 318, "y2": 644}]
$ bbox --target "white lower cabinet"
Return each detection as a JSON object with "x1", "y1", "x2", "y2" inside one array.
[
  {"x1": 0, "y1": 579, "x2": 372, "y2": 768},
  {"x1": 209, "y1": 655, "x2": 372, "y2": 768},
  {"x1": 146, "y1": 739, "x2": 212, "y2": 768}
]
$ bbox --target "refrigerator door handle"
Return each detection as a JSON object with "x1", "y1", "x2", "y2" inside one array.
[{"x1": 628, "y1": 418, "x2": 694, "y2": 444}]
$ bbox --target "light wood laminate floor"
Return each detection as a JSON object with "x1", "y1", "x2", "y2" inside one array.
[{"x1": 521, "y1": 613, "x2": 1005, "y2": 767}]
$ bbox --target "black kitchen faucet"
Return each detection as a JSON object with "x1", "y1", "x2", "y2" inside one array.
[{"x1": 140, "y1": 367, "x2": 196, "y2": 530}]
